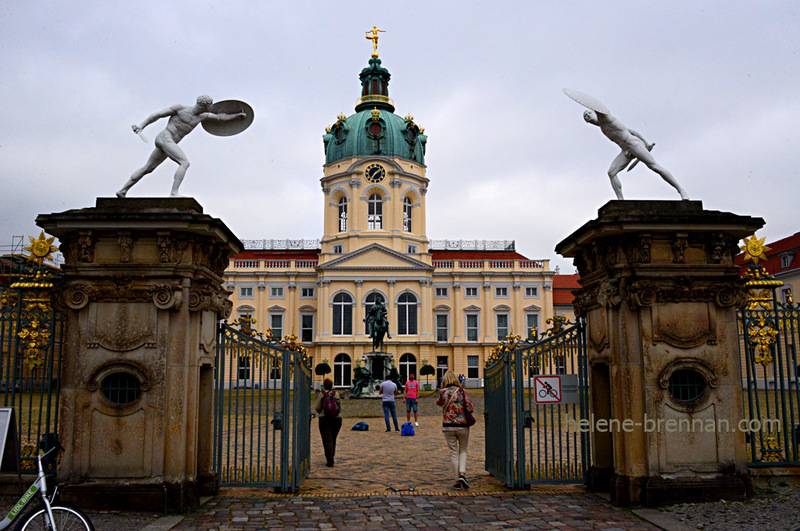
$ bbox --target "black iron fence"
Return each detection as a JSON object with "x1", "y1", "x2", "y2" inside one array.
[
  {"x1": 214, "y1": 319, "x2": 312, "y2": 491},
  {"x1": 485, "y1": 318, "x2": 590, "y2": 488}
]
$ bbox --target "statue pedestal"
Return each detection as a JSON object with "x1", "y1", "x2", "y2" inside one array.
[
  {"x1": 37, "y1": 198, "x2": 241, "y2": 512},
  {"x1": 556, "y1": 200, "x2": 762, "y2": 506}
]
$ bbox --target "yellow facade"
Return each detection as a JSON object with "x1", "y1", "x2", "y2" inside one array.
[{"x1": 222, "y1": 49, "x2": 558, "y2": 388}]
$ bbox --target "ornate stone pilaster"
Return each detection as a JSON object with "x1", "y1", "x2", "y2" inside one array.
[
  {"x1": 37, "y1": 197, "x2": 242, "y2": 513},
  {"x1": 556, "y1": 200, "x2": 763, "y2": 507}
]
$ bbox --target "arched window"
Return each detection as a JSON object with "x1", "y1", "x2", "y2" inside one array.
[
  {"x1": 397, "y1": 292, "x2": 418, "y2": 335},
  {"x1": 403, "y1": 197, "x2": 412, "y2": 232},
  {"x1": 332, "y1": 292, "x2": 353, "y2": 335},
  {"x1": 334, "y1": 353, "x2": 352, "y2": 387},
  {"x1": 364, "y1": 292, "x2": 385, "y2": 334},
  {"x1": 368, "y1": 193, "x2": 382, "y2": 229},
  {"x1": 399, "y1": 353, "x2": 417, "y2": 382},
  {"x1": 338, "y1": 197, "x2": 347, "y2": 232}
]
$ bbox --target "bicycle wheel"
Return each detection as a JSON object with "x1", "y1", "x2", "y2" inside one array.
[{"x1": 14, "y1": 504, "x2": 94, "y2": 531}]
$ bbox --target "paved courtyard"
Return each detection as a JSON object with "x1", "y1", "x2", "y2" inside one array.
[{"x1": 164, "y1": 393, "x2": 661, "y2": 530}]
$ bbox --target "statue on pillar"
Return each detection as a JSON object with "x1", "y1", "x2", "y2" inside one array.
[
  {"x1": 364, "y1": 296, "x2": 391, "y2": 351},
  {"x1": 117, "y1": 95, "x2": 253, "y2": 198},
  {"x1": 563, "y1": 88, "x2": 688, "y2": 201}
]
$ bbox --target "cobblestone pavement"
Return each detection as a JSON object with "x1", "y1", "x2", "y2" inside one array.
[
  {"x1": 661, "y1": 484, "x2": 800, "y2": 530},
  {"x1": 6, "y1": 393, "x2": 795, "y2": 530}
]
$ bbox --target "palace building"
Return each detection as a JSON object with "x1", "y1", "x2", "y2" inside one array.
[{"x1": 222, "y1": 39, "x2": 565, "y2": 388}]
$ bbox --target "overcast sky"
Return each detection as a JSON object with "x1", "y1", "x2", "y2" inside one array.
[{"x1": 1, "y1": 1, "x2": 798, "y2": 272}]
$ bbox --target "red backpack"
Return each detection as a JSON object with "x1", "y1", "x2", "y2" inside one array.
[{"x1": 322, "y1": 390, "x2": 340, "y2": 417}]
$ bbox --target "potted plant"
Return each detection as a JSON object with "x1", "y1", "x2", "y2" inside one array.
[
  {"x1": 420, "y1": 364, "x2": 435, "y2": 391},
  {"x1": 315, "y1": 359, "x2": 331, "y2": 389}
]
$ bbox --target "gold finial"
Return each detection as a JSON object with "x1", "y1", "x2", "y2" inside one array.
[
  {"x1": 366, "y1": 26, "x2": 386, "y2": 58},
  {"x1": 325, "y1": 125, "x2": 331, "y2": 133},
  {"x1": 404, "y1": 113, "x2": 414, "y2": 122},
  {"x1": 337, "y1": 112, "x2": 347, "y2": 121},
  {"x1": 24, "y1": 231, "x2": 58, "y2": 267},
  {"x1": 370, "y1": 107, "x2": 380, "y2": 122},
  {"x1": 741, "y1": 234, "x2": 770, "y2": 265}
]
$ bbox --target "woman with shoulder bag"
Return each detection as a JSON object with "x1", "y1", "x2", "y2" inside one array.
[
  {"x1": 315, "y1": 378, "x2": 342, "y2": 467},
  {"x1": 436, "y1": 370, "x2": 475, "y2": 489}
]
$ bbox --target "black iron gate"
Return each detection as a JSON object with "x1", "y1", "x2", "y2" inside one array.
[
  {"x1": 485, "y1": 318, "x2": 590, "y2": 488},
  {"x1": 213, "y1": 319, "x2": 312, "y2": 491},
  {"x1": 0, "y1": 236, "x2": 63, "y2": 472}
]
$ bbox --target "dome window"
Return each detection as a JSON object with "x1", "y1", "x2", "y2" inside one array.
[{"x1": 369, "y1": 121, "x2": 383, "y2": 137}]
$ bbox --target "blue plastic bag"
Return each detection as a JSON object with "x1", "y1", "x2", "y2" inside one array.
[
  {"x1": 351, "y1": 421, "x2": 369, "y2": 431},
  {"x1": 400, "y1": 422, "x2": 415, "y2": 436}
]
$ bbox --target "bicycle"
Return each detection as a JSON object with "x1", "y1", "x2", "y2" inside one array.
[{"x1": 0, "y1": 445, "x2": 93, "y2": 531}]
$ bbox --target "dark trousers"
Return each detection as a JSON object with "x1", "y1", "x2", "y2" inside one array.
[{"x1": 318, "y1": 415, "x2": 343, "y2": 465}]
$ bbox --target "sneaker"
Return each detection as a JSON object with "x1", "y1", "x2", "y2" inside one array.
[
  {"x1": 385, "y1": 429, "x2": 391, "y2": 432},
  {"x1": 452, "y1": 481, "x2": 462, "y2": 489},
  {"x1": 414, "y1": 422, "x2": 419, "y2": 427},
  {"x1": 458, "y1": 476, "x2": 469, "y2": 489}
]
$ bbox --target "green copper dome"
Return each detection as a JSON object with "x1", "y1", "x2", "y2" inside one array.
[{"x1": 323, "y1": 56, "x2": 427, "y2": 165}]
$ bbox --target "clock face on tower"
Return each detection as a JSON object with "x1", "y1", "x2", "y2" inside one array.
[{"x1": 364, "y1": 163, "x2": 386, "y2": 184}]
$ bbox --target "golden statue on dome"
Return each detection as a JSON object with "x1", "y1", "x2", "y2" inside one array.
[{"x1": 365, "y1": 26, "x2": 385, "y2": 57}]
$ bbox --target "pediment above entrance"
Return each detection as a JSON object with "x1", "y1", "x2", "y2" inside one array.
[{"x1": 319, "y1": 243, "x2": 432, "y2": 271}]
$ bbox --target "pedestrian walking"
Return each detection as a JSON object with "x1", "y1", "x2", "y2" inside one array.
[
  {"x1": 315, "y1": 378, "x2": 342, "y2": 467},
  {"x1": 380, "y1": 375, "x2": 400, "y2": 432},
  {"x1": 404, "y1": 373, "x2": 420, "y2": 426},
  {"x1": 437, "y1": 370, "x2": 474, "y2": 489}
]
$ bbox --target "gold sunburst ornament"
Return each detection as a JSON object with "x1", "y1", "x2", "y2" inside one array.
[
  {"x1": 24, "y1": 231, "x2": 58, "y2": 266},
  {"x1": 740, "y1": 234, "x2": 770, "y2": 265}
]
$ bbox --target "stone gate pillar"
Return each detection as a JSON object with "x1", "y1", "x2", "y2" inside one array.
[
  {"x1": 37, "y1": 198, "x2": 242, "y2": 512},
  {"x1": 556, "y1": 200, "x2": 763, "y2": 506}
]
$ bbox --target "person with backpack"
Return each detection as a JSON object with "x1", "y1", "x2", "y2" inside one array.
[{"x1": 315, "y1": 378, "x2": 342, "y2": 467}]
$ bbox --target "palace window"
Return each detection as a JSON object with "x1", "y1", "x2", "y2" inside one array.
[
  {"x1": 495, "y1": 286, "x2": 509, "y2": 298},
  {"x1": 239, "y1": 287, "x2": 253, "y2": 299},
  {"x1": 238, "y1": 355, "x2": 251, "y2": 381},
  {"x1": 526, "y1": 313, "x2": 540, "y2": 340},
  {"x1": 407, "y1": 244, "x2": 418, "y2": 254},
  {"x1": 270, "y1": 313, "x2": 283, "y2": 341},
  {"x1": 270, "y1": 287, "x2": 284, "y2": 299},
  {"x1": 333, "y1": 244, "x2": 343, "y2": 254},
  {"x1": 333, "y1": 353, "x2": 352, "y2": 387},
  {"x1": 403, "y1": 197, "x2": 412, "y2": 232},
  {"x1": 301, "y1": 287, "x2": 315, "y2": 298},
  {"x1": 435, "y1": 287, "x2": 448, "y2": 298},
  {"x1": 332, "y1": 292, "x2": 353, "y2": 335},
  {"x1": 237, "y1": 305, "x2": 254, "y2": 319},
  {"x1": 525, "y1": 286, "x2": 539, "y2": 298},
  {"x1": 467, "y1": 356, "x2": 479, "y2": 379},
  {"x1": 300, "y1": 313, "x2": 314, "y2": 343},
  {"x1": 301, "y1": 313, "x2": 314, "y2": 343},
  {"x1": 496, "y1": 313, "x2": 509, "y2": 339},
  {"x1": 465, "y1": 287, "x2": 479, "y2": 298},
  {"x1": 435, "y1": 313, "x2": 449, "y2": 342},
  {"x1": 338, "y1": 197, "x2": 348, "y2": 232},
  {"x1": 397, "y1": 292, "x2": 418, "y2": 335},
  {"x1": 399, "y1": 353, "x2": 417, "y2": 382},
  {"x1": 466, "y1": 313, "x2": 479, "y2": 342},
  {"x1": 368, "y1": 193, "x2": 383, "y2": 229}
]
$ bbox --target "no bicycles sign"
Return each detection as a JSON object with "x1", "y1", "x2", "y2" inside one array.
[{"x1": 533, "y1": 375, "x2": 579, "y2": 405}]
